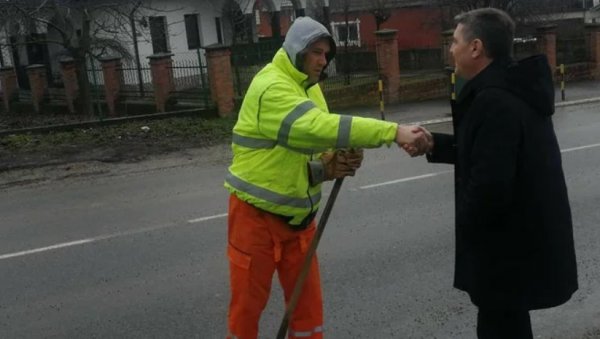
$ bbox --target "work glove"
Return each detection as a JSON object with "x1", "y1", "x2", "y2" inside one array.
[{"x1": 308, "y1": 148, "x2": 364, "y2": 186}]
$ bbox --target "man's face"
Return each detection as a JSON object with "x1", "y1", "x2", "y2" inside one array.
[
  {"x1": 302, "y1": 39, "x2": 330, "y2": 83},
  {"x1": 450, "y1": 24, "x2": 476, "y2": 80}
]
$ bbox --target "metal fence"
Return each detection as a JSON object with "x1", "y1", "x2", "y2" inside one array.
[
  {"x1": 557, "y1": 37, "x2": 588, "y2": 64},
  {"x1": 170, "y1": 59, "x2": 212, "y2": 108},
  {"x1": 321, "y1": 43, "x2": 379, "y2": 94},
  {"x1": 231, "y1": 39, "x2": 281, "y2": 67},
  {"x1": 118, "y1": 61, "x2": 153, "y2": 100},
  {"x1": 230, "y1": 39, "x2": 281, "y2": 97},
  {"x1": 399, "y1": 48, "x2": 443, "y2": 71},
  {"x1": 513, "y1": 38, "x2": 538, "y2": 60},
  {"x1": 229, "y1": 41, "x2": 382, "y2": 97}
]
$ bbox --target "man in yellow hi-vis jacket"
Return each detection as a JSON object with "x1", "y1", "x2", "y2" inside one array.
[{"x1": 224, "y1": 16, "x2": 426, "y2": 339}]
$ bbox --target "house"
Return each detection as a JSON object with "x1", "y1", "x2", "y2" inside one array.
[{"x1": 325, "y1": 0, "x2": 441, "y2": 50}]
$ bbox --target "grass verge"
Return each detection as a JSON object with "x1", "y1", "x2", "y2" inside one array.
[{"x1": 0, "y1": 116, "x2": 236, "y2": 170}]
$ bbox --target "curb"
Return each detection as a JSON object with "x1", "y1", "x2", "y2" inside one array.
[{"x1": 555, "y1": 96, "x2": 600, "y2": 108}]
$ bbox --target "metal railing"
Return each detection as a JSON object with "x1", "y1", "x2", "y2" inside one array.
[
  {"x1": 169, "y1": 59, "x2": 212, "y2": 108},
  {"x1": 118, "y1": 61, "x2": 153, "y2": 99}
]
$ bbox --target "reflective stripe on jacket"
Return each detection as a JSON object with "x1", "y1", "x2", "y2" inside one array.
[{"x1": 225, "y1": 48, "x2": 397, "y2": 225}]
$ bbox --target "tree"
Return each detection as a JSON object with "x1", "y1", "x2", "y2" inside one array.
[
  {"x1": 437, "y1": 0, "x2": 581, "y2": 27},
  {"x1": 368, "y1": 0, "x2": 392, "y2": 31},
  {"x1": 0, "y1": 0, "x2": 156, "y2": 115},
  {"x1": 307, "y1": 0, "x2": 329, "y2": 28},
  {"x1": 216, "y1": 0, "x2": 254, "y2": 45}
]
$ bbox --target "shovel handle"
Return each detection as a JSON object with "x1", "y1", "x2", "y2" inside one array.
[{"x1": 276, "y1": 178, "x2": 344, "y2": 339}]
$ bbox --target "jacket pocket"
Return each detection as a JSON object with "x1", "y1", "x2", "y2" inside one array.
[{"x1": 228, "y1": 244, "x2": 251, "y2": 270}]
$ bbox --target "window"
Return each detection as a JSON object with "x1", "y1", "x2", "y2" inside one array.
[
  {"x1": 215, "y1": 17, "x2": 223, "y2": 44},
  {"x1": 185, "y1": 14, "x2": 201, "y2": 50},
  {"x1": 331, "y1": 20, "x2": 361, "y2": 47},
  {"x1": 149, "y1": 16, "x2": 170, "y2": 54}
]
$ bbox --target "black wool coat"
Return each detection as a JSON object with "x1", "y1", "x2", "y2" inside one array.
[{"x1": 427, "y1": 55, "x2": 578, "y2": 310}]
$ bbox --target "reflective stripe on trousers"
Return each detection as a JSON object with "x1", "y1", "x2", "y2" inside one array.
[{"x1": 289, "y1": 326, "x2": 324, "y2": 338}]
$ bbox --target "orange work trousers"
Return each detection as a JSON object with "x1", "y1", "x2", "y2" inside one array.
[{"x1": 226, "y1": 194, "x2": 324, "y2": 339}]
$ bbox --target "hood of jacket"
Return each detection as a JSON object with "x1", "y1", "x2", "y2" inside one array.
[
  {"x1": 282, "y1": 16, "x2": 336, "y2": 81},
  {"x1": 458, "y1": 54, "x2": 555, "y2": 117}
]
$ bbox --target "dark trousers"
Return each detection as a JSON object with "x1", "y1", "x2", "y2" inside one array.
[{"x1": 477, "y1": 308, "x2": 533, "y2": 339}]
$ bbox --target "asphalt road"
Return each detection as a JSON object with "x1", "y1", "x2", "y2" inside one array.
[{"x1": 1, "y1": 102, "x2": 599, "y2": 338}]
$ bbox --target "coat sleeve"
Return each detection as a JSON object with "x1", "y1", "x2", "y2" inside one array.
[
  {"x1": 462, "y1": 90, "x2": 523, "y2": 228},
  {"x1": 426, "y1": 133, "x2": 456, "y2": 164},
  {"x1": 256, "y1": 82, "x2": 398, "y2": 150}
]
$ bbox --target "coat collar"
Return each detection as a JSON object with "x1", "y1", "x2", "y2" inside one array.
[
  {"x1": 271, "y1": 48, "x2": 312, "y2": 88},
  {"x1": 456, "y1": 57, "x2": 512, "y2": 104}
]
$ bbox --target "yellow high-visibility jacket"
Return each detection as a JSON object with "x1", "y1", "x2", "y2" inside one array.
[{"x1": 225, "y1": 47, "x2": 398, "y2": 226}]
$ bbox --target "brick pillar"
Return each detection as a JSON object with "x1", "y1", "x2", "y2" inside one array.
[
  {"x1": 441, "y1": 29, "x2": 455, "y2": 68},
  {"x1": 375, "y1": 29, "x2": 400, "y2": 104},
  {"x1": 59, "y1": 58, "x2": 79, "y2": 113},
  {"x1": 0, "y1": 67, "x2": 18, "y2": 112},
  {"x1": 100, "y1": 56, "x2": 123, "y2": 116},
  {"x1": 537, "y1": 25, "x2": 557, "y2": 73},
  {"x1": 26, "y1": 64, "x2": 49, "y2": 113},
  {"x1": 586, "y1": 23, "x2": 600, "y2": 80},
  {"x1": 148, "y1": 53, "x2": 175, "y2": 112},
  {"x1": 205, "y1": 44, "x2": 235, "y2": 117}
]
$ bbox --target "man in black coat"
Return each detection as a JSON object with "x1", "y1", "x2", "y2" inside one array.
[{"x1": 416, "y1": 8, "x2": 578, "y2": 339}]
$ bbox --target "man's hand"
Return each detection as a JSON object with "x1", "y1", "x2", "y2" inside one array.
[
  {"x1": 396, "y1": 125, "x2": 433, "y2": 157},
  {"x1": 342, "y1": 148, "x2": 364, "y2": 171},
  {"x1": 322, "y1": 149, "x2": 364, "y2": 181},
  {"x1": 402, "y1": 126, "x2": 433, "y2": 157}
]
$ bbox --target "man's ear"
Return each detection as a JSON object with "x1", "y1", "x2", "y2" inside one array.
[{"x1": 471, "y1": 39, "x2": 484, "y2": 58}]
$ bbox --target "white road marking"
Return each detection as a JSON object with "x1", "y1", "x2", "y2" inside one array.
[
  {"x1": 556, "y1": 97, "x2": 600, "y2": 108},
  {"x1": 188, "y1": 213, "x2": 228, "y2": 223},
  {"x1": 1, "y1": 142, "x2": 598, "y2": 261},
  {"x1": 359, "y1": 171, "x2": 452, "y2": 190},
  {"x1": 414, "y1": 117, "x2": 452, "y2": 125},
  {"x1": 0, "y1": 223, "x2": 179, "y2": 261},
  {"x1": 561, "y1": 143, "x2": 600, "y2": 153},
  {"x1": 0, "y1": 239, "x2": 94, "y2": 260}
]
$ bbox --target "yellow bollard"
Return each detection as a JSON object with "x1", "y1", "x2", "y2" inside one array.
[{"x1": 378, "y1": 79, "x2": 386, "y2": 120}]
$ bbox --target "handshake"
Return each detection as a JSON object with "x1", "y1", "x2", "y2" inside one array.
[
  {"x1": 310, "y1": 124, "x2": 433, "y2": 184},
  {"x1": 395, "y1": 124, "x2": 434, "y2": 157}
]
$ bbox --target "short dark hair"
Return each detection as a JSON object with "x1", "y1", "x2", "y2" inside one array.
[{"x1": 455, "y1": 8, "x2": 515, "y2": 59}]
